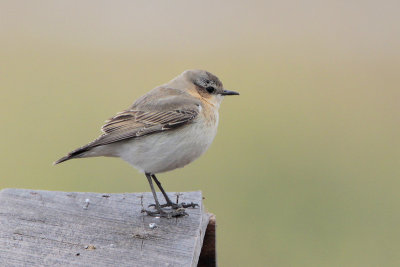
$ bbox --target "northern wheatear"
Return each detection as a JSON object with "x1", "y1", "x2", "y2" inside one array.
[{"x1": 55, "y1": 69, "x2": 239, "y2": 218}]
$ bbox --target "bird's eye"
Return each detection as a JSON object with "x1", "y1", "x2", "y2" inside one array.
[{"x1": 206, "y1": 86, "x2": 215, "y2": 93}]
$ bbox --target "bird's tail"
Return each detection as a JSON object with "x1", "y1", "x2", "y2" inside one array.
[{"x1": 53, "y1": 145, "x2": 92, "y2": 165}]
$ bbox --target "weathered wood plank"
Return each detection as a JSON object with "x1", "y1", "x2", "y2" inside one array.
[{"x1": 0, "y1": 188, "x2": 210, "y2": 267}]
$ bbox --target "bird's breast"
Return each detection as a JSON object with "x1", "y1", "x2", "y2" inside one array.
[{"x1": 200, "y1": 101, "x2": 219, "y2": 128}]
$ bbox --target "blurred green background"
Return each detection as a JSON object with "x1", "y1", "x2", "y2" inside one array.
[{"x1": 1, "y1": 1, "x2": 399, "y2": 266}]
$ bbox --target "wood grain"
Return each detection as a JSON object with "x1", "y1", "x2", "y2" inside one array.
[{"x1": 0, "y1": 189, "x2": 211, "y2": 266}]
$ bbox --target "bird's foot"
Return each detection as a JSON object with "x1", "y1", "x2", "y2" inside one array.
[
  {"x1": 148, "y1": 202, "x2": 199, "y2": 209},
  {"x1": 141, "y1": 207, "x2": 187, "y2": 218},
  {"x1": 144, "y1": 202, "x2": 198, "y2": 218}
]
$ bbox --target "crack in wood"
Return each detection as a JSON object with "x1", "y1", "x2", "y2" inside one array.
[{"x1": 13, "y1": 232, "x2": 82, "y2": 248}]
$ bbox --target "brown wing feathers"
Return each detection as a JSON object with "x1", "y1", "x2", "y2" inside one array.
[{"x1": 102, "y1": 109, "x2": 198, "y2": 133}]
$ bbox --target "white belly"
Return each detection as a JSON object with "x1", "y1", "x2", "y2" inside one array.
[{"x1": 115, "y1": 118, "x2": 218, "y2": 174}]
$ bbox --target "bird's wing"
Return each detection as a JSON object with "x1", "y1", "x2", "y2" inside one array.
[
  {"x1": 87, "y1": 90, "x2": 201, "y2": 148},
  {"x1": 95, "y1": 108, "x2": 198, "y2": 145}
]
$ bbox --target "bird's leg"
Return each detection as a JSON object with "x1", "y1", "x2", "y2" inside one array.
[
  {"x1": 149, "y1": 174, "x2": 199, "y2": 209},
  {"x1": 142, "y1": 173, "x2": 187, "y2": 218},
  {"x1": 151, "y1": 174, "x2": 175, "y2": 206}
]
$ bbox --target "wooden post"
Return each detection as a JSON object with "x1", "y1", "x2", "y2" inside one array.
[{"x1": 0, "y1": 188, "x2": 216, "y2": 266}]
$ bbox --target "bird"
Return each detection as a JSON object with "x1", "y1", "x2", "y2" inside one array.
[{"x1": 54, "y1": 69, "x2": 239, "y2": 218}]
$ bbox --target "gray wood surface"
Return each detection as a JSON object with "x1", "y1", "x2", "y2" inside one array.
[{"x1": 0, "y1": 188, "x2": 210, "y2": 267}]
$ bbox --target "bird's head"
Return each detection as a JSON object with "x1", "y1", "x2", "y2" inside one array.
[{"x1": 173, "y1": 69, "x2": 239, "y2": 107}]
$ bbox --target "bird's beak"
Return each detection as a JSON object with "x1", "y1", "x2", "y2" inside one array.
[{"x1": 221, "y1": 89, "x2": 240, "y2": 96}]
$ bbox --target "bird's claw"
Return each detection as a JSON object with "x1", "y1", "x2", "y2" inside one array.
[
  {"x1": 141, "y1": 207, "x2": 187, "y2": 218},
  {"x1": 148, "y1": 202, "x2": 199, "y2": 209}
]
